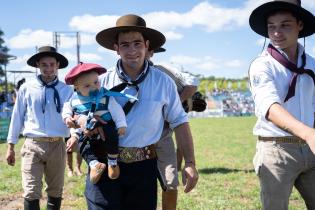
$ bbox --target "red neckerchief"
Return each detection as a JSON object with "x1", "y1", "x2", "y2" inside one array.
[{"x1": 267, "y1": 44, "x2": 315, "y2": 102}]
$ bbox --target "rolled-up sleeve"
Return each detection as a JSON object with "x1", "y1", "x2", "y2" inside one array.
[
  {"x1": 249, "y1": 59, "x2": 282, "y2": 119},
  {"x1": 163, "y1": 79, "x2": 188, "y2": 129},
  {"x1": 62, "y1": 101, "x2": 73, "y2": 122},
  {"x1": 182, "y1": 72, "x2": 199, "y2": 86},
  {"x1": 7, "y1": 87, "x2": 27, "y2": 144}
]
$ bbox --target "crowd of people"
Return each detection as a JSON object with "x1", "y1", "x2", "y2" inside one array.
[
  {"x1": 4, "y1": 1, "x2": 315, "y2": 209},
  {"x1": 209, "y1": 89, "x2": 255, "y2": 117}
]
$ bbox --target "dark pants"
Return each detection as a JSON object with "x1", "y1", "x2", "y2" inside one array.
[
  {"x1": 85, "y1": 158, "x2": 158, "y2": 210},
  {"x1": 79, "y1": 121, "x2": 118, "y2": 164}
]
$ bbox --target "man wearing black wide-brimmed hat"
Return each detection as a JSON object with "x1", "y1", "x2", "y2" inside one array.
[
  {"x1": 248, "y1": 0, "x2": 315, "y2": 209},
  {"x1": 77, "y1": 14, "x2": 199, "y2": 209},
  {"x1": 6, "y1": 46, "x2": 73, "y2": 210}
]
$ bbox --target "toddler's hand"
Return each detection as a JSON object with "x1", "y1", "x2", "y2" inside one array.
[
  {"x1": 65, "y1": 117, "x2": 76, "y2": 128},
  {"x1": 117, "y1": 127, "x2": 126, "y2": 136}
]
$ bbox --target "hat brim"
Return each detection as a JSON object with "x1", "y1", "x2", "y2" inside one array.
[
  {"x1": 153, "y1": 47, "x2": 166, "y2": 53},
  {"x1": 27, "y1": 52, "x2": 68, "y2": 69},
  {"x1": 96, "y1": 26, "x2": 166, "y2": 51},
  {"x1": 249, "y1": 2, "x2": 315, "y2": 38}
]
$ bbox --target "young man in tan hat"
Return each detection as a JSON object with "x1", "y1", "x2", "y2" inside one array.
[
  {"x1": 146, "y1": 47, "x2": 199, "y2": 210},
  {"x1": 77, "y1": 14, "x2": 199, "y2": 210},
  {"x1": 249, "y1": 0, "x2": 315, "y2": 209},
  {"x1": 6, "y1": 46, "x2": 73, "y2": 210}
]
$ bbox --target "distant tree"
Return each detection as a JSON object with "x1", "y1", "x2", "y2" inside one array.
[{"x1": 0, "y1": 29, "x2": 9, "y2": 76}]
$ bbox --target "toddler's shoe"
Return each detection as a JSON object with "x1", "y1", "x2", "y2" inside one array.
[
  {"x1": 90, "y1": 162, "x2": 106, "y2": 184},
  {"x1": 108, "y1": 165, "x2": 120, "y2": 179}
]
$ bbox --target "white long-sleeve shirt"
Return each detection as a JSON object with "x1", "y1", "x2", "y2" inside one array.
[
  {"x1": 249, "y1": 43, "x2": 315, "y2": 137},
  {"x1": 7, "y1": 76, "x2": 73, "y2": 144},
  {"x1": 99, "y1": 60, "x2": 188, "y2": 147}
]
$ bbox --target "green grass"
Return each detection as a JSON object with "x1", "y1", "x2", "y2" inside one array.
[{"x1": 0, "y1": 117, "x2": 307, "y2": 209}]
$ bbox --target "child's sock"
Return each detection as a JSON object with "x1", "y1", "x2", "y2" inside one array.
[
  {"x1": 107, "y1": 156, "x2": 118, "y2": 166},
  {"x1": 89, "y1": 160, "x2": 100, "y2": 168}
]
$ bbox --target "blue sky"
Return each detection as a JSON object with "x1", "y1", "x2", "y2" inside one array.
[{"x1": 1, "y1": 0, "x2": 315, "y2": 83}]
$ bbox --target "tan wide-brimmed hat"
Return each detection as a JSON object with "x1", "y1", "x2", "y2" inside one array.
[
  {"x1": 96, "y1": 14, "x2": 166, "y2": 51},
  {"x1": 249, "y1": 0, "x2": 315, "y2": 38},
  {"x1": 27, "y1": 46, "x2": 68, "y2": 69}
]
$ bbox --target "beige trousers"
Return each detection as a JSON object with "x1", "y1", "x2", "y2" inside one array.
[
  {"x1": 155, "y1": 126, "x2": 179, "y2": 190},
  {"x1": 253, "y1": 140, "x2": 315, "y2": 210},
  {"x1": 21, "y1": 138, "x2": 66, "y2": 200}
]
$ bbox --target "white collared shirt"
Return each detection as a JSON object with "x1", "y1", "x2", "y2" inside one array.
[
  {"x1": 99, "y1": 61, "x2": 188, "y2": 147},
  {"x1": 249, "y1": 43, "x2": 315, "y2": 137},
  {"x1": 7, "y1": 76, "x2": 74, "y2": 144}
]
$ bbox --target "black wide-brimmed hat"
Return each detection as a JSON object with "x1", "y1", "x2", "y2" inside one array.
[
  {"x1": 27, "y1": 46, "x2": 68, "y2": 69},
  {"x1": 153, "y1": 47, "x2": 166, "y2": 53},
  {"x1": 96, "y1": 14, "x2": 166, "y2": 51},
  {"x1": 249, "y1": 0, "x2": 315, "y2": 38}
]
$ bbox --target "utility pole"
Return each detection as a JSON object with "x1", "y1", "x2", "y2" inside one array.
[
  {"x1": 76, "y1": 32, "x2": 80, "y2": 64},
  {"x1": 53, "y1": 31, "x2": 81, "y2": 64}
]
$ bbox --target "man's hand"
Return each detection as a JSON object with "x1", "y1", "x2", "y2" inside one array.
[
  {"x1": 181, "y1": 162, "x2": 199, "y2": 193},
  {"x1": 6, "y1": 144, "x2": 15, "y2": 166},
  {"x1": 303, "y1": 128, "x2": 315, "y2": 154},
  {"x1": 65, "y1": 117, "x2": 77, "y2": 128},
  {"x1": 66, "y1": 136, "x2": 78, "y2": 152}
]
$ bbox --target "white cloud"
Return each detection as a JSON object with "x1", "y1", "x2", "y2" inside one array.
[
  {"x1": 164, "y1": 54, "x2": 243, "y2": 74},
  {"x1": 60, "y1": 52, "x2": 76, "y2": 63},
  {"x1": 69, "y1": 14, "x2": 119, "y2": 33},
  {"x1": 169, "y1": 55, "x2": 200, "y2": 65},
  {"x1": 81, "y1": 33, "x2": 96, "y2": 45},
  {"x1": 80, "y1": 53, "x2": 102, "y2": 62},
  {"x1": 68, "y1": 1, "x2": 265, "y2": 42},
  {"x1": 8, "y1": 29, "x2": 53, "y2": 49},
  {"x1": 8, "y1": 29, "x2": 96, "y2": 50},
  {"x1": 164, "y1": 31, "x2": 183, "y2": 40},
  {"x1": 226, "y1": 59, "x2": 242, "y2": 67},
  {"x1": 198, "y1": 61, "x2": 219, "y2": 71}
]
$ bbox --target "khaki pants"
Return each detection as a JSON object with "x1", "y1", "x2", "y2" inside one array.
[
  {"x1": 155, "y1": 126, "x2": 179, "y2": 190},
  {"x1": 21, "y1": 138, "x2": 66, "y2": 200},
  {"x1": 253, "y1": 140, "x2": 315, "y2": 210}
]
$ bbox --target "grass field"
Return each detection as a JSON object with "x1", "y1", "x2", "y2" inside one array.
[{"x1": 0, "y1": 117, "x2": 307, "y2": 209}]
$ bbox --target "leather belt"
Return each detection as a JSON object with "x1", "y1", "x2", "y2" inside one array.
[
  {"x1": 118, "y1": 144, "x2": 156, "y2": 163},
  {"x1": 258, "y1": 136, "x2": 306, "y2": 144},
  {"x1": 27, "y1": 137, "x2": 63, "y2": 142}
]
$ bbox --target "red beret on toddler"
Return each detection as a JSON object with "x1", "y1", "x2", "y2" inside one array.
[{"x1": 65, "y1": 62, "x2": 106, "y2": 85}]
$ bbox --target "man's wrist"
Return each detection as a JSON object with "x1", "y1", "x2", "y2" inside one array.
[
  {"x1": 8, "y1": 143, "x2": 15, "y2": 150},
  {"x1": 184, "y1": 160, "x2": 196, "y2": 166}
]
